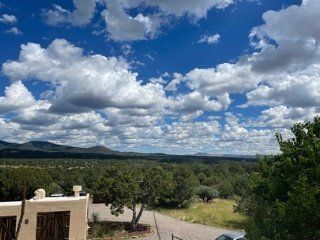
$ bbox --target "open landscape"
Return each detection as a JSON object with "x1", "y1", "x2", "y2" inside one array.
[
  {"x1": 0, "y1": 153, "x2": 254, "y2": 239},
  {"x1": 1, "y1": 119, "x2": 319, "y2": 239},
  {"x1": 1, "y1": 0, "x2": 320, "y2": 239}
]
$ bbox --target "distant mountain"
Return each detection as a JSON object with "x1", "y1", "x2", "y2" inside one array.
[
  {"x1": 0, "y1": 140, "x2": 118, "y2": 158},
  {"x1": 87, "y1": 146, "x2": 114, "y2": 154},
  {"x1": 194, "y1": 152, "x2": 212, "y2": 157},
  {"x1": 0, "y1": 140, "x2": 257, "y2": 163},
  {"x1": 0, "y1": 140, "x2": 20, "y2": 150},
  {"x1": 194, "y1": 152, "x2": 255, "y2": 159}
]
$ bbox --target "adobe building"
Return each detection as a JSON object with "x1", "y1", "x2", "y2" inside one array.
[{"x1": 0, "y1": 186, "x2": 89, "y2": 240}]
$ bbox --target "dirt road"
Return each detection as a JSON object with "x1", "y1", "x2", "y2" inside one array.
[{"x1": 89, "y1": 204, "x2": 236, "y2": 240}]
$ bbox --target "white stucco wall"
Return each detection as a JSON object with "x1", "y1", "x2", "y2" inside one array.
[{"x1": 0, "y1": 195, "x2": 89, "y2": 240}]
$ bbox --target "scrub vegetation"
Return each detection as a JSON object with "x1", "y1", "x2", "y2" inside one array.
[
  {"x1": 159, "y1": 199, "x2": 247, "y2": 230},
  {"x1": 1, "y1": 118, "x2": 319, "y2": 239}
]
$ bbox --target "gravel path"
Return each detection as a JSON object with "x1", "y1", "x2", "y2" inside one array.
[{"x1": 89, "y1": 204, "x2": 233, "y2": 240}]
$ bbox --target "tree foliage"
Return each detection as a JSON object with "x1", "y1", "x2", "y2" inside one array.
[
  {"x1": 95, "y1": 164, "x2": 174, "y2": 230},
  {"x1": 0, "y1": 168, "x2": 53, "y2": 201},
  {"x1": 236, "y1": 117, "x2": 320, "y2": 239},
  {"x1": 0, "y1": 168, "x2": 53, "y2": 239},
  {"x1": 196, "y1": 185, "x2": 219, "y2": 203},
  {"x1": 157, "y1": 167, "x2": 198, "y2": 208}
]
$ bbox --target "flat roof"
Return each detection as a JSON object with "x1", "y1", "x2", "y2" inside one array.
[
  {"x1": 29, "y1": 196, "x2": 87, "y2": 202},
  {"x1": 0, "y1": 201, "x2": 21, "y2": 207},
  {"x1": 0, "y1": 195, "x2": 88, "y2": 207}
]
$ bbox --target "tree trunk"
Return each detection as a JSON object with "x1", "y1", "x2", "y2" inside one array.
[
  {"x1": 15, "y1": 189, "x2": 26, "y2": 240},
  {"x1": 130, "y1": 202, "x2": 137, "y2": 230},
  {"x1": 135, "y1": 202, "x2": 145, "y2": 226},
  {"x1": 130, "y1": 202, "x2": 146, "y2": 231}
]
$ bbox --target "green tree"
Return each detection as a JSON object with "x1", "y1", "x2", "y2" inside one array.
[
  {"x1": 158, "y1": 167, "x2": 198, "y2": 208},
  {"x1": 196, "y1": 185, "x2": 219, "y2": 203},
  {"x1": 0, "y1": 168, "x2": 53, "y2": 239},
  {"x1": 197, "y1": 172, "x2": 208, "y2": 185},
  {"x1": 232, "y1": 174, "x2": 249, "y2": 197},
  {"x1": 217, "y1": 180, "x2": 233, "y2": 199},
  {"x1": 0, "y1": 168, "x2": 53, "y2": 201},
  {"x1": 236, "y1": 117, "x2": 320, "y2": 239},
  {"x1": 95, "y1": 165, "x2": 174, "y2": 230}
]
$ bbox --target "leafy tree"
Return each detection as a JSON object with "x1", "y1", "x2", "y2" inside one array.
[
  {"x1": 236, "y1": 117, "x2": 320, "y2": 239},
  {"x1": 0, "y1": 168, "x2": 53, "y2": 201},
  {"x1": 0, "y1": 168, "x2": 53, "y2": 239},
  {"x1": 196, "y1": 186, "x2": 219, "y2": 203},
  {"x1": 95, "y1": 164, "x2": 174, "y2": 230},
  {"x1": 46, "y1": 182, "x2": 63, "y2": 195},
  {"x1": 218, "y1": 180, "x2": 233, "y2": 199},
  {"x1": 197, "y1": 172, "x2": 208, "y2": 185},
  {"x1": 158, "y1": 167, "x2": 198, "y2": 208},
  {"x1": 202, "y1": 175, "x2": 219, "y2": 186},
  {"x1": 232, "y1": 174, "x2": 249, "y2": 197}
]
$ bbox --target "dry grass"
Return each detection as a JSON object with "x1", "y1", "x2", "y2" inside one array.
[{"x1": 159, "y1": 199, "x2": 247, "y2": 230}]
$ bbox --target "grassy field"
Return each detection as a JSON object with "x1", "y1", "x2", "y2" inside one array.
[{"x1": 159, "y1": 199, "x2": 247, "y2": 230}]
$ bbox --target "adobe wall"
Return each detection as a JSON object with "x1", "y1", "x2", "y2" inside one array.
[{"x1": 0, "y1": 195, "x2": 89, "y2": 240}]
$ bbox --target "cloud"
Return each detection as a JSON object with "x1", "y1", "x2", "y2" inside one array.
[
  {"x1": 11, "y1": 101, "x2": 57, "y2": 126},
  {"x1": 164, "y1": 0, "x2": 320, "y2": 115},
  {"x1": 0, "y1": 14, "x2": 17, "y2": 24},
  {"x1": 258, "y1": 105, "x2": 320, "y2": 128},
  {"x1": 198, "y1": 33, "x2": 220, "y2": 44},
  {"x1": 40, "y1": 0, "x2": 235, "y2": 42},
  {"x1": 4, "y1": 27, "x2": 22, "y2": 35},
  {"x1": 167, "y1": 91, "x2": 231, "y2": 114},
  {"x1": 166, "y1": 63, "x2": 259, "y2": 97},
  {"x1": 238, "y1": 0, "x2": 320, "y2": 110},
  {"x1": 101, "y1": 0, "x2": 162, "y2": 41},
  {"x1": 100, "y1": 0, "x2": 234, "y2": 41},
  {"x1": 0, "y1": 81, "x2": 35, "y2": 114},
  {"x1": 42, "y1": 0, "x2": 96, "y2": 26},
  {"x1": 249, "y1": 0, "x2": 320, "y2": 73},
  {"x1": 185, "y1": 63, "x2": 259, "y2": 95},
  {"x1": 181, "y1": 110, "x2": 204, "y2": 122},
  {"x1": 52, "y1": 111, "x2": 106, "y2": 130},
  {"x1": 0, "y1": 38, "x2": 267, "y2": 155},
  {"x1": 2, "y1": 0, "x2": 320, "y2": 155},
  {"x1": 244, "y1": 67, "x2": 320, "y2": 108},
  {"x1": 137, "y1": 0, "x2": 234, "y2": 19},
  {"x1": 2, "y1": 39, "x2": 165, "y2": 114},
  {"x1": 164, "y1": 121, "x2": 220, "y2": 142},
  {"x1": 121, "y1": 44, "x2": 134, "y2": 57}
]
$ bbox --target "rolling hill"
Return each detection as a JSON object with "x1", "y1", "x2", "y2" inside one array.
[
  {"x1": 0, "y1": 140, "x2": 256, "y2": 163},
  {"x1": 0, "y1": 140, "x2": 118, "y2": 158}
]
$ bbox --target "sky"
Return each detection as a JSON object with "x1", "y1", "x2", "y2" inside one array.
[{"x1": 0, "y1": 0, "x2": 319, "y2": 155}]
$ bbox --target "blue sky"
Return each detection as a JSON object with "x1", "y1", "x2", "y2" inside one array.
[{"x1": 0, "y1": 0, "x2": 319, "y2": 155}]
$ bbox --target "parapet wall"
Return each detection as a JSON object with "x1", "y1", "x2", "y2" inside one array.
[{"x1": 0, "y1": 190, "x2": 89, "y2": 240}]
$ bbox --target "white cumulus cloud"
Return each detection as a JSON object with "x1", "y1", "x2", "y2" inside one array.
[
  {"x1": 2, "y1": 39, "x2": 165, "y2": 114},
  {"x1": 42, "y1": 0, "x2": 96, "y2": 27},
  {"x1": 198, "y1": 33, "x2": 220, "y2": 45},
  {"x1": 0, "y1": 14, "x2": 17, "y2": 24},
  {"x1": 0, "y1": 81, "x2": 35, "y2": 114}
]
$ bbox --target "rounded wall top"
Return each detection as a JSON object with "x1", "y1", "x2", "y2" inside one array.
[
  {"x1": 73, "y1": 185, "x2": 82, "y2": 192},
  {"x1": 34, "y1": 189, "x2": 46, "y2": 200}
]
